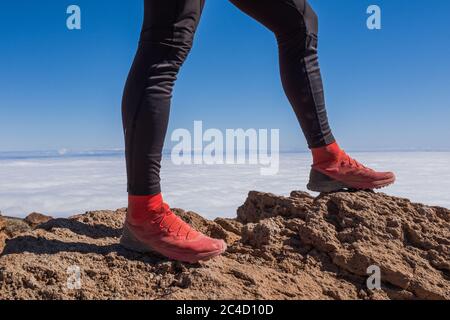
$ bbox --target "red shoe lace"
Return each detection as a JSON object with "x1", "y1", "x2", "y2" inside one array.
[
  {"x1": 151, "y1": 203, "x2": 193, "y2": 239},
  {"x1": 340, "y1": 151, "x2": 368, "y2": 170}
]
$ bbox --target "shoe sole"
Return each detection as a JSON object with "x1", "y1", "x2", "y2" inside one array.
[
  {"x1": 307, "y1": 169, "x2": 395, "y2": 193},
  {"x1": 120, "y1": 224, "x2": 227, "y2": 264}
]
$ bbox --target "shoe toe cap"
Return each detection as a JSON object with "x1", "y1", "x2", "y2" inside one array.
[
  {"x1": 217, "y1": 239, "x2": 227, "y2": 253},
  {"x1": 383, "y1": 171, "x2": 396, "y2": 181},
  {"x1": 209, "y1": 237, "x2": 227, "y2": 252}
]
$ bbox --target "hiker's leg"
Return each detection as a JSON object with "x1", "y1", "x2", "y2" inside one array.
[
  {"x1": 122, "y1": 0, "x2": 205, "y2": 195},
  {"x1": 229, "y1": 0, "x2": 334, "y2": 148},
  {"x1": 230, "y1": 0, "x2": 395, "y2": 191},
  {"x1": 121, "y1": 0, "x2": 226, "y2": 264}
]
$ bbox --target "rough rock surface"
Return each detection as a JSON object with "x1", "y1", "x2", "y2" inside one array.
[
  {"x1": 24, "y1": 213, "x2": 54, "y2": 228},
  {"x1": 0, "y1": 191, "x2": 448, "y2": 300},
  {"x1": 0, "y1": 211, "x2": 54, "y2": 254}
]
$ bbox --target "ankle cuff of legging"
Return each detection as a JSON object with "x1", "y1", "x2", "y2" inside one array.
[
  {"x1": 308, "y1": 133, "x2": 336, "y2": 149},
  {"x1": 127, "y1": 185, "x2": 161, "y2": 196}
]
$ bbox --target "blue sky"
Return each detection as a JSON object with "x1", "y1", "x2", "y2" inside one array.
[{"x1": 0, "y1": 0, "x2": 449, "y2": 152}]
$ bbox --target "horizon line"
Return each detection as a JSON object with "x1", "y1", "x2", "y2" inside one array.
[{"x1": 0, "y1": 147, "x2": 450, "y2": 160}]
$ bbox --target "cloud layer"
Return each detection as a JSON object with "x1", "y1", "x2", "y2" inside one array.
[{"x1": 1, "y1": 152, "x2": 449, "y2": 218}]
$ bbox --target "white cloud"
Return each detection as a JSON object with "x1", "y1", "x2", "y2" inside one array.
[{"x1": 1, "y1": 152, "x2": 449, "y2": 218}]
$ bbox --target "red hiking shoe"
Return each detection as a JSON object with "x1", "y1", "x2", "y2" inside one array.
[
  {"x1": 307, "y1": 142, "x2": 395, "y2": 192},
  {"x1": 120, "y1": 193, "x2": 227, "y2": 263}
]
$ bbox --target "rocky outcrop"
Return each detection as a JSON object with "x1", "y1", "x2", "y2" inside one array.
[
  {"x1": 0, "y1": 212, "x2": 53, "y2": 253},
  {"x1": 24, "y1": 213, "x2": 53, "y2": 228},
  {"x1": 0, "y1": 216, "x2": 6, "y2": 254},
  {"x1": 0, "y1": 191, "x2": 448, "y2": 300}
]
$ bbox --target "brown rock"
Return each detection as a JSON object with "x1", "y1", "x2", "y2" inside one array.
[
  {"x1": 0, "y1": 215, "x2": 33, "y2": 253},
  {"x1": 24, "y1": 212, "x2": 53, "y2": 227},
  {"x1": 0, "y1": 190, "x2": 448, "y2": 300},
  {"x1": 0, "y1": 232, "x2": 6, "y2": 253},
  {"x1": 241, "y1": 218, "x2": 282, "y2": 249},
  {"x1": 2, "y1": 217, "x2": 31, "y2": 237},
  {"x1": 0, "y1": 215, "x2": 6, "y2": 231}
]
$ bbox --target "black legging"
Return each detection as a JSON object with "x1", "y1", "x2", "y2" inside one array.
[{"x1": 122, "y1": 0, "x2": 335, "y2": 195}]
